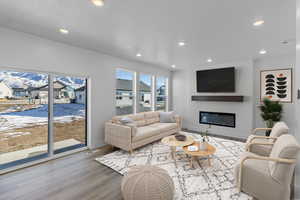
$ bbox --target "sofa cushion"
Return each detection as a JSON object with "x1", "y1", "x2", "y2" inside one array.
[
  {"x1": 270, "y1": 122, "x2": 289, "y2": 138},
  {"x1": 144, "y1": 112, "x2": 160, "y2": 125},
  {"x1": 132, "y1": 126, "x2": 161, "y2": 142},
  {"x1": 119, "y1": 117, "x2": 135, "y2": 125},
  {"x1": 148, "y1": 123, "x2": 178, "y2": 133},
  {"x1": 112, "y1": 113, "x2": 147, "y2": 127},
  {"x1": 159, "y1": 112, "x2": 175, "y2": 123}
]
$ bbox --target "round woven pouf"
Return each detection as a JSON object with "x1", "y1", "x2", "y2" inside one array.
[{"x1": 121, "y1": 165, "x2": 174, "y2": 200}]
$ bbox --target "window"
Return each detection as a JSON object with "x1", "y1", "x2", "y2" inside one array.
[
  {"x1": 115, "y1": 69, "x2": 169, "y2": 115},
  {"x1": 156, "y1": 76, "x2": 168, "y2": 111},
  {"x1": 53, "y1": 76, "x2": 87, "y2": 154},
  {"x1": 116, "y1": 69, "x2": 135, "y2": 115},
  {"x1": 0, "y1": 70, "x2": 49, "y2": 169},
  {"x1": 0, "y1": 69, "x2": 88, "y2": 170},
  {"x1": 138, "y1": 74, "x2": 152, "y2": 112}
]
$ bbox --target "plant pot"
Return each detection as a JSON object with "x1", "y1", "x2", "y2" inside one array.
[{"x1": 265, "y1": 120, "x2": 277, "y2": 136}]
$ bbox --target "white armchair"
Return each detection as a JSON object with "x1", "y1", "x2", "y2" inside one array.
[
  {"x1": 235, "y1": 134, "x2": 300, "y2": 200},
  {"x1": 246, "y1": 122, "x2": 289, "y2": 156}
]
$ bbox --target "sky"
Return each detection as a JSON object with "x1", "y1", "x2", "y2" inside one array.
[{"x1": 116, "y1": 69, "x2": 166, "y2": 87}]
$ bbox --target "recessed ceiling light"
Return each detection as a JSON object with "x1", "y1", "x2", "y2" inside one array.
[
  {"x1": 178, "y1": 41, "x2": 186, "y2": 46},
  {"x1": 91, "y1": 0, "x2": 104, "y2": 7},
  {"x1": 259, "y1": 49, "x2": 267, "y2": 54},
  {"x1": 59, "y1": 28, "x2": 69, "y2": 34},
  {"x1": 136, "y1": 53, "x2": 142, "y2": 57},
  {"x1": 253, "y1": 20, "x2": 265, "y2": 27},
  {"x1": 207, "y1": 58, "x2": 213, "y2": 63},
  {"x1": 171, "y1": 65, "x2": 176, "y2": 68}
]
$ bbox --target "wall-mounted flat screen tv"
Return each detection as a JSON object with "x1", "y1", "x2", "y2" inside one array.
[{"x1": 196, "y1": 67, "x2": 235, "y2": 92}]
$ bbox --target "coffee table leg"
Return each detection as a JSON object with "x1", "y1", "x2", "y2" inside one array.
[
  {"x1": 189, "y1": 157, "x2": 194, "y2": 168},
  {"x1": 208, "y1": 156, "x2": 212, "y2": 166},
  {"x1": 170, "y1": 146, "x2": 178, "y2": 167},
  {"x1": 196, "y1": 157, "x2": 201, "y2": 167},
  {"x1": 170, "y1": 146, "x2": 176, "y2": 159}
]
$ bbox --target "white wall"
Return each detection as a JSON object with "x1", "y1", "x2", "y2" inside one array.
[
  {"x1": 173, "y1": 59, "x2": 254, "y2": 140},
  {"x1": 253, "y1": 54, "x2": 296, "y2": 133},
  {"x1": 295, "y1": 0, "x2": 300, "y2": 198},
  {"x1": 0, "y1": 27, "x2": 172, "y2": 149}
]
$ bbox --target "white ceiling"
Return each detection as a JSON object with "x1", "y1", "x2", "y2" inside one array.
[{"x1": 0, "y1": 0, "x2": 295, "y2": 69}]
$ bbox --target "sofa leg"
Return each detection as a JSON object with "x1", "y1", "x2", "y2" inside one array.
[{"x1": 129, "y1": 149, "x2": 133, "y2": 155}]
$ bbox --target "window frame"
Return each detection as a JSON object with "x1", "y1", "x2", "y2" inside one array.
[
  {"x1": 115, "y1": 68, "x2": 169, "y2": 115},
  {"x1": 0, "y1": 66, "x2": 89, "y2": 172},
  {"x1": 137, "y1": 73, "x2": 153, "y2": 113},
  {"x1": 115, "y1": 68, "x2": 136, "y2": 115},
  {"x1": 155, "y1": 76, "x2": 168, "y2": 112}
]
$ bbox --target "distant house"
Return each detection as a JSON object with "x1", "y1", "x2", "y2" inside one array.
[
  {"x1": 0, "y1": 81, "x2": 13, "y2": 99},
  {"x1": 64, "y1": 85, "x2": 75, "y2": 100},
  {"x1": 75, "y1": 86, "x2": 86, "y2": 104},
  {"x1": 116, "y1": 78, "x2": 151, "y2": 106},
  {"x1": 12, "y1": 86, "x2": 29, "y2": 98},
  {"x1": 29, "y1": 81, "x2": 68, "y2": 99}
]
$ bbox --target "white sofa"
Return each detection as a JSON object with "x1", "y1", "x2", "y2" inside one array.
[{"x1": 105, "y1": 111, "x2": 182, "y2": 153}]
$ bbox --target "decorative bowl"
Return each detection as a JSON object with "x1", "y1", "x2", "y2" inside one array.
[{"x1": 175, "y1": 134, "x2": 186, "y2": 141}]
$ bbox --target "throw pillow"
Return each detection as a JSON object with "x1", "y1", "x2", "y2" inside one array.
[
  {"x1": 120, "y1": 117, "x2": 134, "y2": 125},
  {"x1": 160, "y1": 112, "x2": 175, "y2": 123}
]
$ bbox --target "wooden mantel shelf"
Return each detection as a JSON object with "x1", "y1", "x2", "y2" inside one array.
[{"x1": 191, "y1": 95, "x2": 244, "y2": 102}]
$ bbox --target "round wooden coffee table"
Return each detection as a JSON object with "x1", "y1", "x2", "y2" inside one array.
[
  {"x1": 161, "y1": 135, "x2": 194, "y2": 166},
  {"x1": 183, "y1": 142, "x2": 216, "y2": 168}
]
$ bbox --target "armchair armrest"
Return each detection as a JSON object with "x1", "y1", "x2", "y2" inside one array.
[
  {"x1": 247, "y1": 135, "x2": 278, "y2": 145},
  {"x1": 252, "y1": 128, "x2": 272, "y2": 135},
  {"x1": 238, "y1": 155, "x2": 296, "y2": 192},
  {"x1": 105, "y1": 122, "x2": 136, "y2": 151},
  {"x1": 246, "y1": 141, "x2": 275, "y2": 151},
  {"x1": 174, "y1": 115, "x2": 182, "y2": 130}
]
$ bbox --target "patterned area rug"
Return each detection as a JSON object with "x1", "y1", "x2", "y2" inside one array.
[{"x1": 95, "y1": 132, "x2": 252, "y2": 200}]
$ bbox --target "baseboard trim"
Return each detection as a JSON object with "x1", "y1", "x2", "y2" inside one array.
[{"x1": 183, "y1": 128, "x2": 247, "y2": 142}]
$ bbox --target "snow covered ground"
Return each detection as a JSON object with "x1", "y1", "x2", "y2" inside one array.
[{"x1": 0, "y1": 104, "x2": 85, "y2": 132}]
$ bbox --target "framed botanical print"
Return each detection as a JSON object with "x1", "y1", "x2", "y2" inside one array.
[{"x1": 260, "y1": 68, "x2": 293, "y2": 103}]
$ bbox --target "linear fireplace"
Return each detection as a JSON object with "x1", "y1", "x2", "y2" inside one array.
[{"x1": 199, "y1": 111, "x2": 236, "y2": 128}]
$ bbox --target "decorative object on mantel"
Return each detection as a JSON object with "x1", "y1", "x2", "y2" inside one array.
[
  {"x1": 260, "y1": 68, "x2": 293, "y2": 103},
  {"x1": 259, "y1": 98, "x2": 283, "y2": 136}
]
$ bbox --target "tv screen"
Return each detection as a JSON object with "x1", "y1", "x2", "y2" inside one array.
[{"x1": 196, "y1": 67, "x2": 235, "y2": 92}]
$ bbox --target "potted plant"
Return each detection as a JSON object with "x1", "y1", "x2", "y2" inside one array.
[{"x1": 259, "y1": 98, "x2": 283, "y2": 136}]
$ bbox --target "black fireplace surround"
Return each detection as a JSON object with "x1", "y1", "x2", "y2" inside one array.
[{"x1": 199, "y1": 111, "x2": 236, "y2": 128}]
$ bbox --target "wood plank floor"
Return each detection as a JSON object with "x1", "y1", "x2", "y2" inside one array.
[{"x1": 0, "y1": 149, "x2": 122, "y2": 200}]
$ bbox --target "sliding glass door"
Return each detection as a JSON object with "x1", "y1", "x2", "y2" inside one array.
[
  {"x1": 53, "y1": 76, "x2": 87, "y2": 154},
  {"x1": 0, "y1": 69, "x2": 87, "y2": 170},
  {"x1": 0, "y1": 70, "x2": 49, "y2": 169}
]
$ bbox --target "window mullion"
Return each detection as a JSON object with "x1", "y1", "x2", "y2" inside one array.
[
  {"x1": 133, "y1": 72, "x2": 138, "y2": 114},
  {"x1": 152, "y1": 76, "x2": 156, "y2": 111},
  {"x1": 48, "y1": 74, "x2": 54, "y2": 156}
]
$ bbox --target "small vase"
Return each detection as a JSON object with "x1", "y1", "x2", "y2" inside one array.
[{"x1": 199, "y1": 141, "x2": 208, "y2": 151}]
